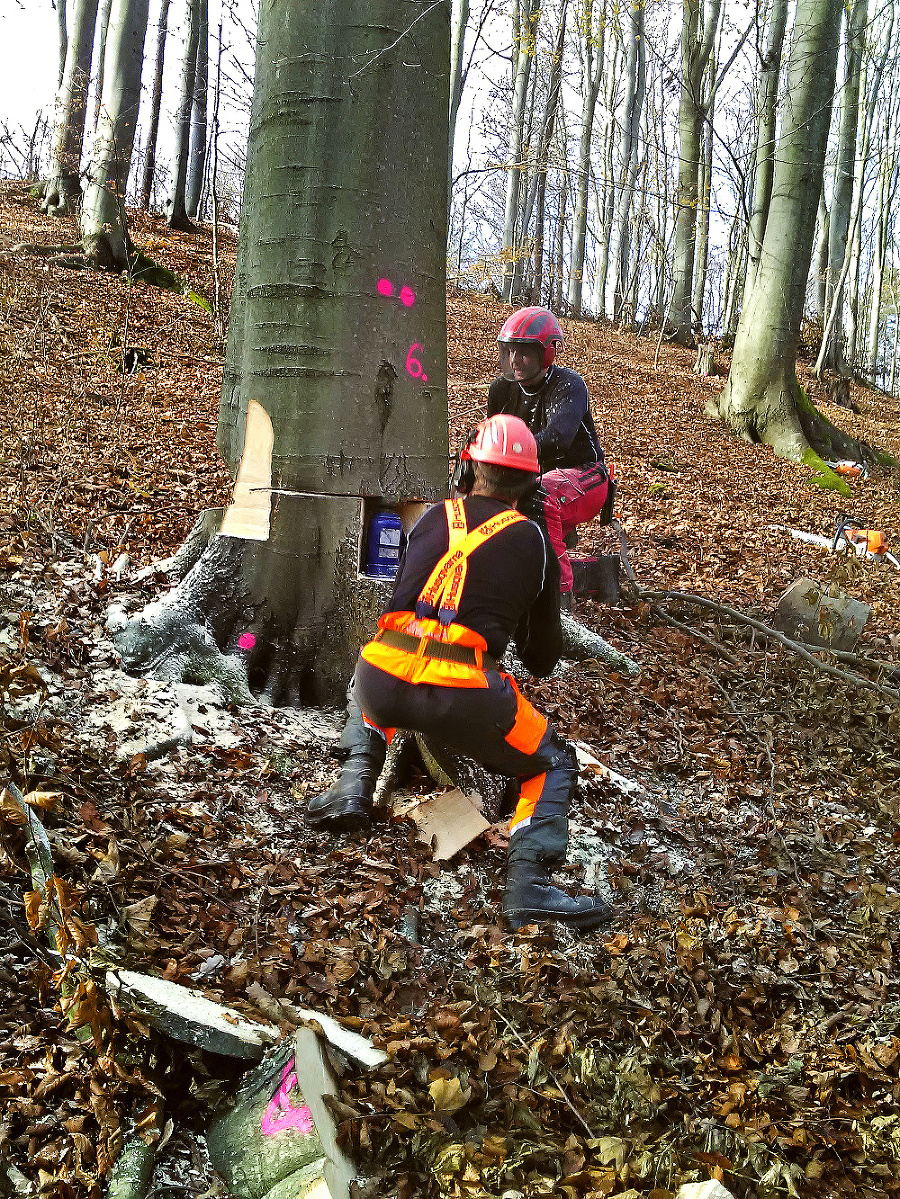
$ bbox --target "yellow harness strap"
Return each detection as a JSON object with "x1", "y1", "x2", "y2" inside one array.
[{"x1": 417, "y1": 499, "x2": 526, "y2": 623}]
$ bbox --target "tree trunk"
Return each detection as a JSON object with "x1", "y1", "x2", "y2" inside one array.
[
  {"x1": 500, "y1": 0, "x2": 539, "y2": 302},
  {"x1": 139, "y1": 0, "x2": 171, "y2": 211},
  {"x1": 508, "y1": 61, "x2": 540, "y2": 303},
  {"x1": 707, "y1": 0, "x2": 854, "y2": 465},
  {"x1": 691, "y1": 84, "x2": 713, "y2": 331},
  {"x1": 607, "y1": 0, "x2": 646, "y2": 321},
  {"x1": 57, "y1": 0, "x2": 69, "y2": 90},
  {"x1": 589, "y1": 48, "x2": 621, "y2": 315},
  {"x1": 448, "y1": 0, "x2": 470, "y2": 191},
  {"x1": 92, "y1": 0, "x2": 115, "y2": 134},
  {"x1": 80, "y1": 0, "x2": 149, "y2": 268},
  {"x1": 816, "y1": 0, "x2": 892, "y2": 379},
  {"x1": 566, "y1": 0, "x2": 604, "y2": 316},
  {"x1": 742, "y1": 0, "x2": 789, "y2": 306},
  {"x1": 530, "y1": 5, "x2": 565, "y2": 305},
  {"x1": 810, "y1": 190, "x2": 829, "y2": 322},
  {"x1": 820, "y1": 0, "x2": 867, "y2": 372},
  {"x1": 168, "y1": 0, "x2": 201, "y2": 231},
  {"x1": 185, "y1": 0, "x2": 208, "y2": 219},
  {"x1": 865, "y1": 150, "x2": 890, "y2": 380},
  {"x1": 41, "y1": 0, "x2": 100, "y2": 216},
  {"x1": 116, "y1": 0, "x2": 450, "y2": 707},
  {"x1": 671, "y1": 0, "x2": 722, "y2": 345}
]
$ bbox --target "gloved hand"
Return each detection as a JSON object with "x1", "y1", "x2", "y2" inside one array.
[{"x1": 517, "y1": 481, "x2": 548, "y2": 523}]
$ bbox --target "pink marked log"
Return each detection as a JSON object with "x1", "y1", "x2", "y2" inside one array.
[
  {"x1": 399, "y1": 286, "x2": 415, "y2": 307},
  {"x1": 238, "y1": 632, "x2": 256, "y2": 650},
  {"x1": 376, "y1": 278, "x2": 393, "y2": 296},
  {"x1": 260, "y1": 1060, "x2": 314, "y2": 1137}
]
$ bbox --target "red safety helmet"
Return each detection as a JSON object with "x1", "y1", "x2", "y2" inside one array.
[
  {"x1": 463, "y1": 414, "x2": 539, "y2": 474},
  {"x1": 497, "y1": 306, "x2": 564, "y2": 381}
]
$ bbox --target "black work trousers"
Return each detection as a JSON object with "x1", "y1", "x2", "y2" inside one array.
[{"x1": 351, "y1": 657, "x2": 577, "y2": 868}]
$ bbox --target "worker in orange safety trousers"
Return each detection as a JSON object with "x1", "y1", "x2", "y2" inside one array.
[
  {"x1": 305, "y1": 414, "x2": 611, "y2": 934},
  {"x1": 487, "y1": 307, "x2": 615, "y2": 606}
]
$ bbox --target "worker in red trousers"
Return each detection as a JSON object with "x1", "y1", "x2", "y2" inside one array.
[
  {"x1": 488, "y1": 307, "x2": 614, "y2": 605},
  {"x1": 306, "y1": 414, "x2": 610, "y2": 934}
]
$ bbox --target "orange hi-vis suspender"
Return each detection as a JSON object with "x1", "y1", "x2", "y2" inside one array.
[
  {"x1": 416, "y1": 499, "x2": 526, "y2": 625},
  {"x1": 360, "y1": 500, "x2": 527, "y2": 688}
]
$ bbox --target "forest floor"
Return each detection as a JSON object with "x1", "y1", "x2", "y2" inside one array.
[{"x1": 2, "y1": 179, "x2": 900, "y2": 1199}]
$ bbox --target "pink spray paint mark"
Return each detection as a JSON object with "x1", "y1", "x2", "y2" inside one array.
[
  {"x1": 237, "y1": 632, "x2": 256, "y2": 650},
  {"x1": 399, "y1": 285, "x2": 415, "y2": 308},
  {"x1": 260, "y1": 1059, "x2": 314, "y2": 1137},
  {"x1": 376, "y1": 278, "x2": 393, "y2": 296}
]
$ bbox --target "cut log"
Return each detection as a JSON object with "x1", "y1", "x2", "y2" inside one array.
[
  {"x1": 207, "y1": 1032, "x2": 355, "y2": 1199},
  {"x1": 105, "y1": 969, "x2": 278, "y2": 1060},
  {"x1": 773, "y1": 577, "x2": 870, "y2": 652},
  {"x1": 104, "y1": 969, "x2": 385, "y2": 1070},
  {"x1": 105, "y1": 1134, "x2": 155, "y2": 1199}
]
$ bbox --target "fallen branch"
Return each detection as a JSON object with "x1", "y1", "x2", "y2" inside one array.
[
  {"x1": 560, "y1": 612, "x2": 640, "y2": 676},
  {"x1": 640, "y1": 589, "x2": 900, "y2": 706}
]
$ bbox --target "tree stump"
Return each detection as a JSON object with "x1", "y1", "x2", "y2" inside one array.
[{"x1": 693, "y1": 341, "x2": 716, "y2": 376}]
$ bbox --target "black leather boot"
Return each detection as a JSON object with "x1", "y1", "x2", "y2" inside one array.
[
  {"x1": 305, "y1": 729, "x2": 386, "y2": 834},
  {"x1": 503, "y1": 861, "x2": 611, "y2": 933}
]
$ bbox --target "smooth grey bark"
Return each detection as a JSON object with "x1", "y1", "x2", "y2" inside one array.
[
  {"x1": 589, "y1": 40, "x2": 621, "y2": 314},
  {"x1": 811, "y1": 190, "x2": 829, "y2": 320},
  {"x1": 671, "y1": 0, "x2": 722, "y2": 344},
  {"x1": 57, "y1": 0, "x2": 68, "y2": 89},
  {"x1": 742, "y1": 0, "x2": 789, "y2": 306},
  {"x1": 865, "y1": 146, "x2": 893, "y2": 378},
  {"x1": 691, "y1": 92, "x2": 713, "y2": 328},
  {"x1": 119, "y1": 0, "x2": 451, "y2": 707},
  {"x1": 139, "y1": 0, "x2": 171, "y2": 210},
  {"x1": 41, "y1": 0, "x2": 100, "y2": 216},
  {"x1": 708, "y1": 0, "x2": 852, "y2": 464},
  {"x1": 816, "y1": 0, "x2": 891, "y2": 377},
  {"x1": 91, "y1": 0, "x2": 115, "y2": 133},
  {"x1": 820, "y1": 0, "x2": 867, "y2": 371},
  {"x1": 185, "y1": 0, "x2": 208, "y2": 219},
  {"x1": 167, "y1": 0, "x2": 201, "y2": 230},
  {"x1": 606, "y1": 0, "x2": 646, "y2": 322},
  {"x1": 500, "y1": 0, "x2": 539, "y2": 302},
  {"x1": 508, "y1": 58, "x2": 540, "y2": 301},
  {"x1": 79, "y1": 0, "x2": 149, "y2": 268},
  {"x1": 449, "y1": 0, "x2": 470, "y2": 189},
  {"x1": 566, "y1": 0, "x2": 606, "y2": 315}
]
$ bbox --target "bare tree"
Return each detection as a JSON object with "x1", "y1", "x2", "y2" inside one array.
[
  {"x1": 167, "y1": 0, "x2": 201, "y2": 230},
  {"x1": 80, "y1": 0, "x2": 150, "y2": 268},
  {"x1": 41, "y1": 0, "x2": 100, "y2": 215},
  {"x1": 185, "y1": 0, "x2": 208, "y2": 219},
  {"x1": 707, "y1": 0, "x2": 865, "y2": 468},
  {"x1": 139, "y1": 0, "x2": 171, "y2": 210},
  {"x1": 566, "y1": 0, "x2": 607, "y2": 315},
  {"x1": 500, "y1": 0, "x2": 540, "y2": 301}
]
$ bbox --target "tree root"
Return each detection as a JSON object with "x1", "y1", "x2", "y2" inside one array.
[
  {"x1": 109, "y1": 539, "x2": 256, "y2": 706},
  {"x1": 13, "y1": 242, "x2": 211, "y2": 309}
]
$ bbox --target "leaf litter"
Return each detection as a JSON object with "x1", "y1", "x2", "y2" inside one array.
[{"x1": 1, "y1": 184, "x2": 900, "y2": 1198}]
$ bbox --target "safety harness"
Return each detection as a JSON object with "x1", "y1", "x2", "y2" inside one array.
[{"x1": 361, "y1": 499, "x2": 526, "y2": 688}]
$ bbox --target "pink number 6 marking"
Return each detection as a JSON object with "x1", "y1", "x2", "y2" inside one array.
[
  {"x1": 406, "y1": 343, "x2": 425, "y2": 379},
  {"x1": 260, "y1": 1059, "x2": 314, "y2": 1137}
]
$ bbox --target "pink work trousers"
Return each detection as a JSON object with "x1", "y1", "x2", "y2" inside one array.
[{"x1": 541, "y1": 466, "x2": 609, "y2": 593}]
